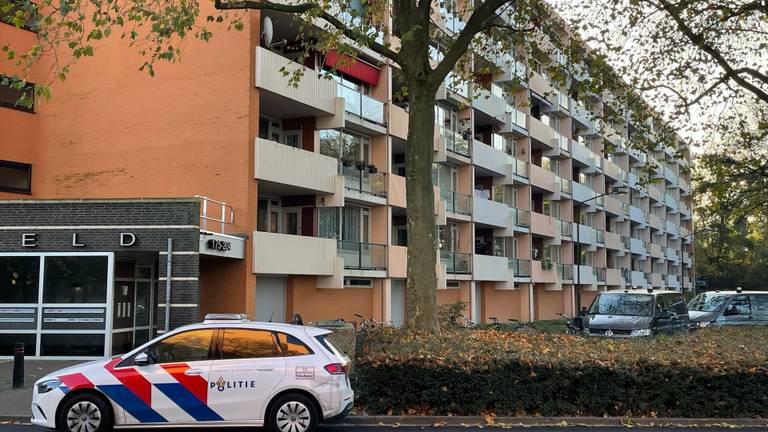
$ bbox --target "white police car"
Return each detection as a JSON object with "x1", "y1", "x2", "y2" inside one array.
[{"x1": 31, "y1": 314, "x2": 354, "y2": 432}]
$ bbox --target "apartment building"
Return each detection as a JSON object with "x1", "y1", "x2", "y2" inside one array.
[{"x1": 0, "y1": 2, "x2": 693, "y2": 358}]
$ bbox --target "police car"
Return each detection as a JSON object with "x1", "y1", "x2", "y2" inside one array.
[{"x1": 31, "y1": 314, "x2": 354, "y2": 432}]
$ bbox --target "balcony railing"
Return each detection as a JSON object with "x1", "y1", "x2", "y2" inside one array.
[
  {"x1": 441, "y1": 189, "x2": 472, "y2": 215},
  {"x1": 341, "y1": 164, "x2": 387, "y2": 197},
  {"x1": 507, "y1": 155, "x2": 528, "y2": 178},
  {"x1": 597, "y1": 267, "x2": 606, "y2": 283},
  {"x1": 513, "y1": 208, "x2": 531, "y2": 227},
  {"x1": 338, "y1": 241, "x2": 387, "y2": 270},
  {"x1": 441, "y1": 250, "x2": 471, "y2": 274},
  {"x1": 557, "y1": 263, "x2": 574, "y2": 281},
  {"x1": 509, "y1": 258, "x2": 531, "y2": 278},
  {"x1": 507, "y1": 105, "x2": 527, "y2": 130},
  {"x1": 439, "y1": 125, "x2": 471, "y2": 157},
  {"x1": 337, "y1": 85, "x2": 385, "y2": 125}
]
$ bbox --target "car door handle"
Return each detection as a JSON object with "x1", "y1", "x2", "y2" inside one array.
[
  {"x1": 184, "y1": 369, "x2": 204, "y2": 376},
  {"x1": 257, "y1": 368, "x2": 274, "y2": 372}
]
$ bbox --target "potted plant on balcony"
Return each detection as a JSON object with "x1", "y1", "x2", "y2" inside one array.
[{"x1": 542, "y1": 258, "x2": 554, "y2": 270}]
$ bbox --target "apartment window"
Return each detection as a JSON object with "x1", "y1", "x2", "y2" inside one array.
[
  {"x1": 0, "y1": 160, "x2": 32, "y2": 194},
  {"x1": 319, "y1": 129, "x2": 370, "y2": 164},
  {"x1": 579, "y1": 211, "x2": 594, "y2": 226},
  {"x1": 543, "y1": 200, "x2": 559, "y2": 218},
  {"x1": 0, "y1": 77, "x2": 34, "y2": 113},
  {"x1": 541, "y1": 157, "x2": 559, "y2": 175},
  {"x1": 318, "y1": 206, "x2": 370, "y2": 243},
  {"x1": 438, "y1": 223, "x2": 459, "y2": 251},
  {"x1": 432, "y1": 163, "x2": 458, "y2": 191}
]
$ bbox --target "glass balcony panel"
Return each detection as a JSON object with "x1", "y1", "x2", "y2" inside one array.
[
  {"x1": 441, "y1": 250, "x2": 471, "y2": 274},
  {"x1": 338, "y1": 241, "x2": 387, "y2": 270},
  {"x1": 338, "y1": 85, "x2": 361, "y2": 117},
  {"x1": 509, "y1": 258, "x2": 531, "y2": 277},
  {"x1": 361, "y1": 93, "x2": 385, "y2": 124}
]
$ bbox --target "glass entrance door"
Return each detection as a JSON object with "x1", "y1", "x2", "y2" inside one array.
[{"x1": 112, "y1": 260, "x2": 155, "y2": 355}]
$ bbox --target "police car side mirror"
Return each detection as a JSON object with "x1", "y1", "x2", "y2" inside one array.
[{"x1": 134, "y1": 352, "x2": 150, "y2": 366}]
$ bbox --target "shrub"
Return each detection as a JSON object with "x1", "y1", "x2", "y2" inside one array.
[{"x1": 353, "y1": 327, "x2": 768, "y2": 418}]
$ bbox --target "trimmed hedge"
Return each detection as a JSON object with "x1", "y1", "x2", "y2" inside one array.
[{"x1": 353, "y1": 327, "x2": 768, "y2": 418}]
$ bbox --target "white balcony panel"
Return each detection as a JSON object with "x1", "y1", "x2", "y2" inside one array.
[
  {"x1": 255, "y1": 47, "x2": 337, "y2": 115},
  {"x1": 473, "y1": 197, "x2": 510, "y2": 228},
  {"x1": 576, "y1": 224, "x2": 596, "y2": 245},
  {"x1": 571, "y1": 140, "x2": 594, "y2": 167},
  {"x1": 577, "y1": 265, "x2": 597, "y2": 285},
  {"x1": 631, "y1": 271, "x2": 648, "y2": 288},
  {"x1": 473, "y1": 254, "x2": 509, "y2": 282},
  {"x1": 629, "y1": 206, "x2": 646, "y2": 224},
  {"x1": 253, "y1": 232, "x2": 337, "y2": 275},
  {"x1": 666, "y1": 274, "x2": 680, "y2": 289},
  {"x1": 473, "y1": 88, "x2": 506, "y2": 123},
  {"x1": 630, "y1": 238, "x2": 647, "y2": 256},
  {"x1": 255, "y1": 138, "x2": 339, "y2": 194},
  {"x1": 473, "y1": 142, "x2": 507, "y2": 176},
  {"x1": 666, "y1": 220, "x2": 679, "y2": 238},
  {"x1": 571, "y1": 181, "x2": 594, "y2": 203}
]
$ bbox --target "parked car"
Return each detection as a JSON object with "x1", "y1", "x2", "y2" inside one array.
[
  {"x1": 583, "y1": 289, "x2": 690, "y2": 337},
  {"x1": 688, "y1": 289, "x2": 768, "y2": 328},
  {"x1": 31, "y1": 314, "x2": 353, "y2": 432}
]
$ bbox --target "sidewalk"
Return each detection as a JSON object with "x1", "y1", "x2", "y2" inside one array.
[{"x1": 0, "y1": 359, "x2": 80, "y2": 421}]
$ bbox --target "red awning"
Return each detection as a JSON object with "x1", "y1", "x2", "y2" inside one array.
[{"x1": 324, "y1": 50, "x2": 381, "y2": 86}]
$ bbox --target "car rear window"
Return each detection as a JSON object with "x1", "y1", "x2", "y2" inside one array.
[{"x1": 315, "y1": 334, "x2": 345, "y2": 360}]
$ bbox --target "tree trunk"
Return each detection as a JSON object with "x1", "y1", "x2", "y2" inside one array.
[{"x1": 404, "y1": 82, "x2": 440, "y2": 333}]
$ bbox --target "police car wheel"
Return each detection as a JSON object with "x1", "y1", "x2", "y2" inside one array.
[
  {"x1": 58, "y1": 393, "x2": 112, "y2": 432},
  {"x1": 268, "y1": 393, "x2": 318, "y2": 432}
]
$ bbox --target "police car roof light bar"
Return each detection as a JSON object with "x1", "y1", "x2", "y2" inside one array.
[{"x1": 203, "y1": 313, "x2": 249, "y2": 323}]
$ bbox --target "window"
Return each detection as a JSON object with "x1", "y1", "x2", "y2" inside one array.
[
  {"x1": 221, "y1": 329, "x2": 280, "y2": 359},
  {"x1": 0, "y1": 255, "x2": 39, "y2": 303},
  {"x1": 750, "y1": 295, "x2": 768, "y2": 319},
  {"x1": 41, "y1": 333, "x2": 104, "y2": 357},
  {"x1": 146, "y1": 329, "x2": 215, "y2": 363},
  {"x1": 0, "y1": 78, "x2": 34, "y2": 113},
  {"x1": 0, "y1": 334, "x2": 36, "y2": 356},
  {"x1": 319, "y1": 129, "x2": 370, "y2": 163},
  {"x1": 43, "y1": 256, "x2": 108, "y2": 303},
  {"x1": 277, "y1": 333, "x2": 312, "y2": 356},
  {"x1": 0, "y1": 160, "x2": 32, "y2": 194},
  {"x1": 724, "y1": 295, "x2": 751, "y2": 316}
]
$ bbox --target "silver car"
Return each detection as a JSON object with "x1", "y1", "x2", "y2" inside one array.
[{"x1": 688, "y1": 289, "x2": 768, "y2": 328}]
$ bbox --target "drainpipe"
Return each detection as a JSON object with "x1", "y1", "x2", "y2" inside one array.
[{"x1": 164, "y1": 238, "x2": 173, "y2": 333}]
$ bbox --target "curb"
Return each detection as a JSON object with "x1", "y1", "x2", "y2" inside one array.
[
  {"x1": 338, "y1": 415, "x2": 768, "y2": 427},
  {"x1": 0, "y1": 416, "x2": 29, "y2": 424}
]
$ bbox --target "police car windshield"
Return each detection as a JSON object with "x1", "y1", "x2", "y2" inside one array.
[
  {"x1": 688, "y1": 292, "x2": 730, "y2": 312},
  {"x1": 589, "y1": 293, "x2": 654, "y2": 316}
]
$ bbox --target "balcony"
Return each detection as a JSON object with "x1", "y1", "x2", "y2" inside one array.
[
  {"x1": 512, "y1": 208, "x2": 531, "y2": 228},
  {"x1": 388, "y1": 104, "x2": 409, "y2": 140},
  {"x1": 337, "y1": 85, "x2": 386, "y2": 127},
  {"x1": 629, "y1": 205, "x2": 647, "y2": 225},
  {"x1": 473, "y1": 141, "x2": 507, "y2": 176},
  {"x1": 531, "y1": 212, "x2": 557, "y2": 238},
  {"x1": 557, "y1": 263, "x2": 574, "y2": 282},
  {"x1": 253, "y1": 231, "x2": 337, "y2": 275},
  {"x1": 501, "y1": 106, "x2": 528, "y2": 135},
  {"x1": 441, "y1": 250, "x2": 471, "y2": 274},
  {"x1": 666, "y1": 247, "x2": 680, "y2": 263},
  {"x1": 255, "y1": 138, "x2": 340, "y2": 195},
  {"x1": 532, "y1": 260, "x2": 557, "y2": 284},
  {"x1": 603, "y1": 231, "x2": 621, "y2": 251},
  {"x1": 441, "y1": 189, "x2": 472, "y2": 216},
  {"x1": 473, "y1": 254, "x2": 509, "y2": 281},
  {"x1": 341, "y1": 164, "x2": 387, "y2": 202},
  {"x1": 528, "y1": 116, "x2": 555, "y2": 148},
  {"x1": 439, "y1": 125, "x2": 471, "y2": 158},
  {"x1": 529, "y1": 71, "x2": 553, "y2": 97},
  {"x1": 509, "y1": 258, "x2": 531, "y2": 279},
  {"x1": 338, "y1": 241, "x2": 387, "y2": 271},
  {"x1": 506, "y1": 155, "x2": 529, "y2": 180},
  {"x1": 631, "y1": 271, "x2": 648, "y2": 288},
  {"x1": 473, "y1": 87, "x2": 506, "y2": 123},
  {"x1": 666, "y1": 274, "x2": 680, "y2": 289},
  {"x1": 473, "y1": 196, "x2": 509, "y2": 228},
  {"x1": 630, "y1": 238, "x2": 648, "y2": 256},
  {"x1": 665, "y1": 220, "x2": 679, "y2": 238},
  {"x1": 529, "y1": 163, "x2": 557, "y2": 192},
  {"x1": 388, "y1": 174, "x2": 406, "y2": 208},
  {"x1": 606, "y1": 268, "x2": 624, "y2": 286},
  {"x1": 255, "y1": 47, "x2": 337, "y2": 116},
  {"x1": 571, "y1": 99, "x2": 594, "y2": 129},
  {"x1": 604, "y1": 195, "x2": 623, "y2": 217},
  {"x1": 571, "y1": 139, "x2": 595, "y2": 169},
  {"x1": 571, "y1": 181, "x2": 595, "y2": 204},
  {"x1": 650, "y1": 243, "x2": 664, "y2": 259},
  {"x1": 603, "y1": 158, "x2": 622, "y2": 181},
  {"x1": 577, "y1": 265, "x2": 598, "y2": 285}
]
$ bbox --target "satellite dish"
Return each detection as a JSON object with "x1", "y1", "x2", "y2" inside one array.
[{"x1": 262, "y1": 16, "x2": 273, "y2": 47}]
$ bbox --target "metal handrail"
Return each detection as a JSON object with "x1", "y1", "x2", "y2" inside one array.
[{"x1": 195, "y1": 195, "x2": 235, "y2": 234}]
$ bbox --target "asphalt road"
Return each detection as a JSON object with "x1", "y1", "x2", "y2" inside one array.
[{"x1": 1, "y1": 425, "x2": 766, "y2": 432}]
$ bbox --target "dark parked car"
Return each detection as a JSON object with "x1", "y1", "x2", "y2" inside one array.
[
  {"x1": 583, "y1": 289, "x2": 690, "y2": 337},
  {"x1": 688, "y1": 289, "x2": 768, "y2": 328}
]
